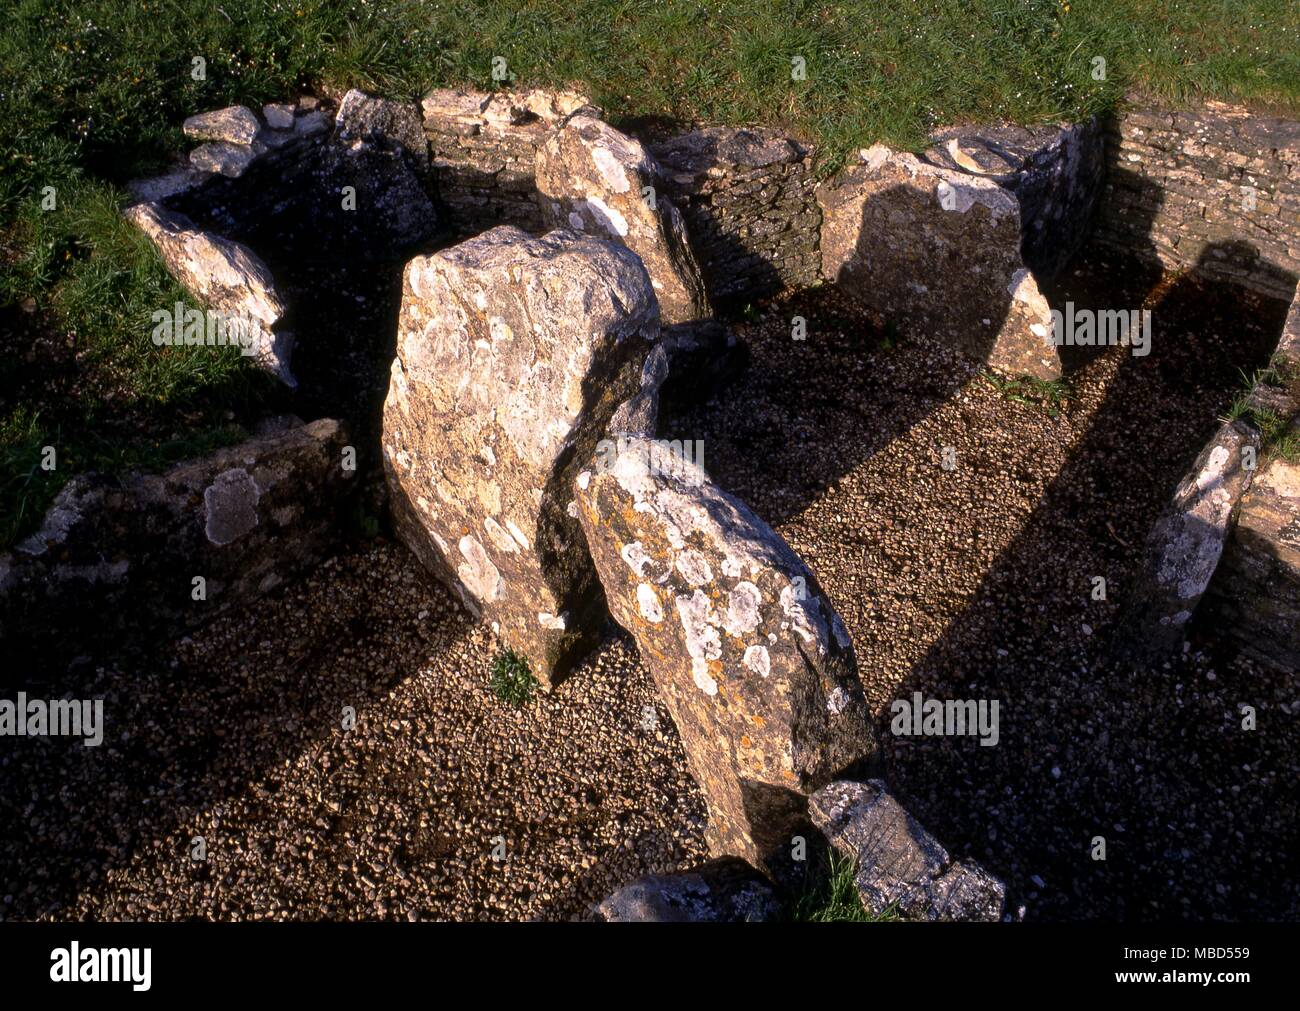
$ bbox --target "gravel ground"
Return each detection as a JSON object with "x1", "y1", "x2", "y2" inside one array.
[
  {"x1": 662, "y1": 248, "x2": 1299, "y2": 921},
  {"x1": 0, "y1": 543, "x2": 708, "y2": 921},
  {"x1": 3, "y1": 246, "x2": 1295, "y2": 922}
]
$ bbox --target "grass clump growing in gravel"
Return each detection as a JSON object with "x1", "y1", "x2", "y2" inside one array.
[
  {"x1": 790, "y1": 848, "x2": 898, "y2": 923},
  {"x1": 490, "y1": 647, "x2": 538, "y2": 708},
  {"x1": 981, "y1": 371, "x2": 1073, "y2": 418}
]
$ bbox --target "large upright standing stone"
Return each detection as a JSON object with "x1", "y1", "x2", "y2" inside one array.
[
  {"x1": 381, "y1": 226, "x2": 660, "y2": 686},
  {"x1": 536, "y1": 114, "x2": 711, "y2": 325},
  {"x1": 817, "y1": 145, "x2": 1061, "y2": 379},
  {"x1": 574, "y1": 436, "x2": 874, "y2": 869}
]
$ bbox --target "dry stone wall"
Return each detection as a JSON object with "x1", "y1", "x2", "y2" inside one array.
[
  {"x1": 1093, "y1": 99, "x2": 1300, "y2": 302},
  {"x1": 649, "y1": 127, "x2": 823, "y2": 305},
  {"x1": 0, "y1": 418, "x2": 356, "y2": 674}
]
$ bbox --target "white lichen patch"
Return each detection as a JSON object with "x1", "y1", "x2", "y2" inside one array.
[
  {"x1": 725, "y1": 581, "x2": 762, "y2": 637},
  {"x1": 676, "y1": 589, "x2": 722, "y2": 662},
  {"x1": 621, "y1": 540, "x2": 654, "y2": 578},
  {"x1": 637, "y1": 583, "x2": 664, "y2": 623},
  {"x1": 457, "y1": 534, "x2": 502, "y2": 602},
  {"x1": 675, "y1": 548, "x2": 713, "y2": 587},
  {"x1": 505, "y1": 517, "x2": 531, "y2": 550},
  {"x1": 691, "y1": 656, "x2": 719, "y2": 696},
  {"x1": 743, "y1": 644, "x2": 771, "y2": 678},
  {"x1": 484, "y1": 515, "x2": 519, "y2": 554}
]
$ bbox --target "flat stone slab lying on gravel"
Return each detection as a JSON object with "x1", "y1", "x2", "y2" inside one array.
[
  {"x1": 810, "y1": 780, "x2": 1005, "y2": 921},
  {"x1": 593, "y1": 856, "x2": 781, "y2": 921},
  {"x1": 382, "y1": 225, "x2": 660, "y2": 686},
  {"x1": 574, "y1": 435, "x2": 874, "y2": 871}
]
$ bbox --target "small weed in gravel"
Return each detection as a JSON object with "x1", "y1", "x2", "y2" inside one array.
[
  {"x1": 981, "y1": 371, "x2": 1072, "y2": 418},
  {"x1": 490, "y1": 647, "x2": 538, "y2": 708}
]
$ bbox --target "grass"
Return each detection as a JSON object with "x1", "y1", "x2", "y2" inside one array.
[
  {"x1": 981, "y1": 371, "x2": 1074, "y2": 417},
  {"x1": 1221, "y1": 357, "x2": 1300, "y2": 464},
  {"x1": 489, "y1": 647, "x2": 538, "y2": 707},
  {"x1": 2, "y1": 1, "x2": 1297, "y2": 546},
  {"x1": 790, "y1": 847, "x2": 897, "y2": 922}
]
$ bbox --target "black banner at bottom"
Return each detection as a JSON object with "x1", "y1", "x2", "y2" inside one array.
[{"x1": 0, "y1": 921, "x2": 1285, "y2": 998}]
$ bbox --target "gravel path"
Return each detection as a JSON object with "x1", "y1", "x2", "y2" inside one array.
[{"x1": 1, "y1": 543, "x2": 707, "y2": 921}]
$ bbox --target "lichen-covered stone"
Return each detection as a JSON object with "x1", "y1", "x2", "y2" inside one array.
[
  {"x1": 183, "y1": 105, "x2": 260, "y2": 145},
  {"x1": 189, "y1": 141, "x2": 259, "y2": 178},
  {"x1": 817, "y1": 144, "x2": 1061, "y2": 379},
  {"x1": 263, "y1": 102, "x2": 296, "y2": 130},
  {"x1": 123, "y1": 202, "x2": 296, "y2": 386},
  {"x1": 926, "y1": 121, "x2": 1104, "y2": 280},
  {"x1": 809, "y1": 779, "x2": 1006, "y2": 921},
  {"x1": 536, "y1": 114, "x2": 710, "y2": 324},
  {"x1": 1, "y1": 419, "x2": 355, "y2": 674},
  {"x1": 382, "y1": 226, "x2": 660, "y2": 686},
  {"x1": 593, "y1": 857, "x2": 781, "y2": 922},
  {"x1": 574, "y1": 436, "x2": 873, "y2": 868},
  {"x1": 1123, "y1": 419, "x2": 1261, "y2": 660},
  {"x1": 421, "y1": 87, "x2": 596, "y2": 237}
]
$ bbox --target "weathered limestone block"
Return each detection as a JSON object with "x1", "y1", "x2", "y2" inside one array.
[
  {"x1": 421, "y1": 87, "x2": 597, "y2": 236},
  {"x1": 809, "y1": 780, "x2": 1006, "y2": 921},
  {"x1": 1124, "y1": 419, "x2": 1260, "y2": 660},
  {"x1": 382, "y1": 226, "x2": 660, "y2": 686},
  {"x1": 189, "y1": 141, "x2": 259, "y2": 178},
  {"x1": 594, "y1": 857, "x2": 781, "y2": 922},
  {"x1": 536, "y1": 114, "x2": 710, "y2": 324},
  {"x1": 574, "y1": 436, "x2": 874, "y2": 868},
  {"x1": 817, "y1": 144, "x2": 1061, "y2": 379},
  {"x1": 926, "y1": 121, "x2": 1104, "y2": 279},
  {"x1": 1, "y1": 418, "x2": 355, "y2": 673},
  {"x1": 333, "y1": 89, "x2": 429, "y2": 175},
  {"x1": 123, "y1": 202, "x2": 296, "y2": 386},
  {"x1": 1201, "y1": 439, "x2": 1300, "y2": 673}
]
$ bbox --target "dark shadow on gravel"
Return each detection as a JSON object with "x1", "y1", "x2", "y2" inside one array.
[
  {"x1": 881, "y1": 243, "x2": 1295, "y2": 921},
  {"x1": 0, "y1": 542, "x2": 473, "y2": 920}
]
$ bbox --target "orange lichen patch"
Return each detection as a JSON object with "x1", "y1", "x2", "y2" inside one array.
[
  {"x1": 751, "y1": 715, "x2": 766, "y2": 727},
  {"x1": 740, "y1": 735, "x2": 753, "y2": 749}
]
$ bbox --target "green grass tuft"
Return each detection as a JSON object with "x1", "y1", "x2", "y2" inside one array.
[
  {"x1": 490, "y1": 647, "x2": 538, "y2": 707},
  {"x1": 790, "y1": 848, "x2": 898, "y2": 922},
  {"x1": 981, "y1": 371, "x2": 1073, "y2": 417}
]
